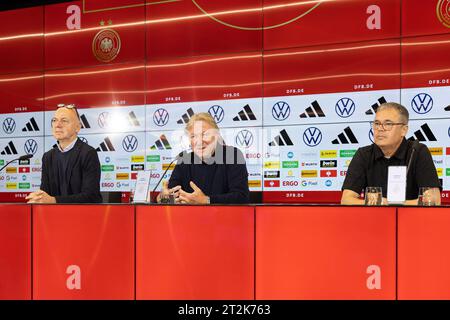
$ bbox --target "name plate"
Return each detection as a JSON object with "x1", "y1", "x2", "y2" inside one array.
[{"x1": 387, "y1": 166, "x2": 406, "y2": 204}]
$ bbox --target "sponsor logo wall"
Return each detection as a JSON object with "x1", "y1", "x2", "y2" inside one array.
[{"x1": 0, "y1": 0, "x2": 449, "y2": 202}]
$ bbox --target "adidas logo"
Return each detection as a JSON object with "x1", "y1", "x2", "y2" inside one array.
[
  {"x1": 233, "y1": 104, "x2": 257, "y2": 121},
  {"x1": 365, "y1": 97, "x2": 387, "y2": 115},
  {"x1": 79, "y1": 114, "x2": 91, "y2": 129},
  {"x1": 269, "y1": 129, "x2": 293, "y2": 146},
  {"x1": 150, "y1": 134, "x2": 172, "y2": 150},
  {"x1": 1, "y1": 141, "x2": 18, "y2": 155},
  {"x1": 22, "y1": 117, "x2": 39, "y2": 132},
  {"x1": 299, "y1": 100, "x2": 325, "y2": 118},
  {"x1": 176, "y1": 108, "x2": 194, "y2": 124},
  {"x1": 332, "y1": 127, "x2": 359, "y2": 144},
  {"x1": 96, "y1": 137, "x2": 116, "y2": 152},
  {"x1": 445, "y1": 105, "x2": 450, "y2": 111},
  {"x1": 407, "y1": 123, "x2": 437, "y2": 142},
  {"x1": 128, "y1": 111, "x2": 140, "y2": 126}
]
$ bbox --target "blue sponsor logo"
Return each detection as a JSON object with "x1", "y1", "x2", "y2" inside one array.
[
  {"x1": 272, "y1": 101, "x2": 290, "y2": 121},
  {"x1": 208, "y1": 105, "x2": 225, "y2": 123},
  {"x1": 369, "y1": 128, "x2": 374, "y2": 143},
  {"x1": 2, "y1": 118, "x2": 16, "y2": 134},
  {"x1": 411, "y1": 93, "x2": 433, "y2": 114},
  {"x1": 24, "y1": 139, "x2": 38, "y2": 155},
  {"x1": 303, "y1": 127, "x2": 322, "y2": 147},
  {"x1": 122, "y1": 135, "x2": 138, "y2": 152},
  {"x1": 325, "y1": 180, "x2": 332, "y2": 187},
  {"x1": 235, "y1": 130, "x2": 254, "y2": 148},
  {"x1": 335, "y1": 98, "x2": 355, "y2": 118},
  {"x1": 287, "y1": 151, "x2": 294, "y2": 159},
  {"x1": 153, "y1": 108, "x2": 169, "y2": 127}
]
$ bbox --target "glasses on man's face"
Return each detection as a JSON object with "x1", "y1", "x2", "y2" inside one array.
[{"x1": 371, "y1": 121, "x2": 405, "y2": 131}]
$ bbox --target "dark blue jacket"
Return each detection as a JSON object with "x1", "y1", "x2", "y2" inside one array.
[{"x1": 168, "y1": 144, "x2": 250, "y2": 204}]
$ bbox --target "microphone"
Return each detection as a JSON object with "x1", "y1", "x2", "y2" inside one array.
[
  {"x1": 406, "y1": 139, "x2": 419, "y2": 175},
  {"x1": 0, "y1": 154, "x2": 33, "y2": 172},
  {"x1": 151, "y1": 151, "x2": 185, "y2": 196}
]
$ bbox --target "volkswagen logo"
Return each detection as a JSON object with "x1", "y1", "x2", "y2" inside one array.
[
  {"x1": 79, "y1": 137, "x2": 88, "y2": 144},
  {"x1": 411, "y1": 93, "x2": 433, "y2": 114},
  {"x1": 153, "y1": 108, "x2": 169, "y2": 127},
  {"x1": 235, "y1": 130, "x2": 254, "y2": 148},
  {"x1": 272, "y1": 101, "x2": 290, "y2": 121},
  {"x1": 448, "y1": 126, "x2": 450, "y2": 138},
  {"x1": 208, "y1": 105, "x2": 225, "y2": 123},
  {"x1": 122, "y1": 135, "x2": 138, "y2": 152},
  {"x1": 24, "y1": 139, "x2": 38, "y2": 155},
  {"x1": 97, "y1": 112, "x2": 110, "y2": 128},
  {"x1": 302, "y1": 127, "x2": 322, "y2": 147},
  {"x1": 368, "y1": 128, "x2": 374, "y2": 143},
  {"x1": 2, "y1": 118, "x2": 16, "y2": 134},
  {"x1": 335, "y1": 98, "x2": 355, "y2": 118}
]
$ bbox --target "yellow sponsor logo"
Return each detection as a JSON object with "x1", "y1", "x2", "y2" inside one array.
[
  {"x1": 248, "y1": 180, "x2": 262, "y2": 188},
  {"x1": 116, "y1": 173, "x2": 129, "y2": 180},
  {"x1": 429, "y1": 147, "x2": 443, "y2": 156},
  {"x1": 437, "y1": 168, "x2": 443, "y2": 177},
  {"x1": 301, "y1": 170, "x2": 318, "y2": 178},
  {"x1": 162, "y1": 163, "x2": 176, "y2": 171},
  {"x1": 131, "y1": 156, "x2": 145, "y2": 163},
  {"x1": 6, "y1": 167, "x2": 17, "y2": 174},
  {"x1": 264, "y1": 161, "x2": 280, "y2": 169},
  {"x1": 6, "y1": 183, "x2": 17, "y2": 189},
  {"x1": 320, "y1": 150, "x2": 337, "y2": 158}
]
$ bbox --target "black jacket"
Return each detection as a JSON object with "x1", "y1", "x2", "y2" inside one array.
[
  {"x1": 168, "y1": 145, "x2": 250, "y2": 204},
  {"x1": 40, "y1": 138, "x2": 102, "y2": 203}
]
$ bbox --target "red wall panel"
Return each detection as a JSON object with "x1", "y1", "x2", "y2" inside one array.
[
  {"x1": 264, "y1": 39, "x2": 401, "y2": 97},
  {"x1": 0, "y1": 205, "x2": 31, "y2": 300},
  {"x1": 33, "y1": 205, "x2": 134, "y2": 299},
  {"x1": 136, "y1": 205, "x2": 254, "y2": 299},
  {"x1": 44, "y1": 62, "x2": 145, "y2": 109},
  {"x1": 402, "y1": 33, "x2": 450, "y2": 89},
  {"x1": 0, "y1": 7, "x2": 43, "y2": 74},
  {"x1": 146, "y1": 0, "x2": 262, "y2": 60},
  {"x1": 402, "y1": 0, "x2": 450, "y2": 38},
  {"x1": 263, "y1": 0, "x2": 400, "y2": 51},
  {"x1": 45, "y1": 0, "x2": 145, "y2": 70},
  {"x1": 0, "y1": 72, "x2": 43, "y2": 114},
  {"x1": 256, "y1": 206, "x2": 396, "y2": 299},
  {"x1": 146, "y1": 52, "x2": 262, "y2": 104}
]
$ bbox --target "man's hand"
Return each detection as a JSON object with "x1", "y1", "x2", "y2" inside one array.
[
  {"x1": 25, "y1": 190, "x2": 56, "y2": 204},
  {"x1": 157, "y1": 180, "x2": 181, "y2": 203},
  {"x1": 177, "y1": 181, "x2": 209, "y2": 204}
]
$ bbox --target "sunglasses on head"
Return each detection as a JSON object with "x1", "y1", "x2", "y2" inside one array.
[{"x1": 57, "y1": 103, "x2": 80, "y2": 119}]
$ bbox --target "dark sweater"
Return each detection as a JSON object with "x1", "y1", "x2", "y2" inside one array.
[
  {"x1": 40, "y1": 138, "x2": 102, "y2": 203},
  {"x1": 168, "y1": 145, "x2": 250, "y2": 204}
]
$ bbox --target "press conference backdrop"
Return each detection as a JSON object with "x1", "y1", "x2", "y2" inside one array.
[{"x1": 0, "y1": 0, "x2": 449, "y2": 203}]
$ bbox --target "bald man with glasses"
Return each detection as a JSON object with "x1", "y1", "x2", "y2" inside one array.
[
  {"x1": 341, "y1": 102, "x2": 440, "y2": 205},
  {"x1": 26, "y1": 104, "x2": 102, "y2": 204}
]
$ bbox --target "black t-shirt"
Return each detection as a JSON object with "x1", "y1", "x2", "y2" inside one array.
[{"x1": 342, "y1": 139, "x2": 440, "y2": 199}]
